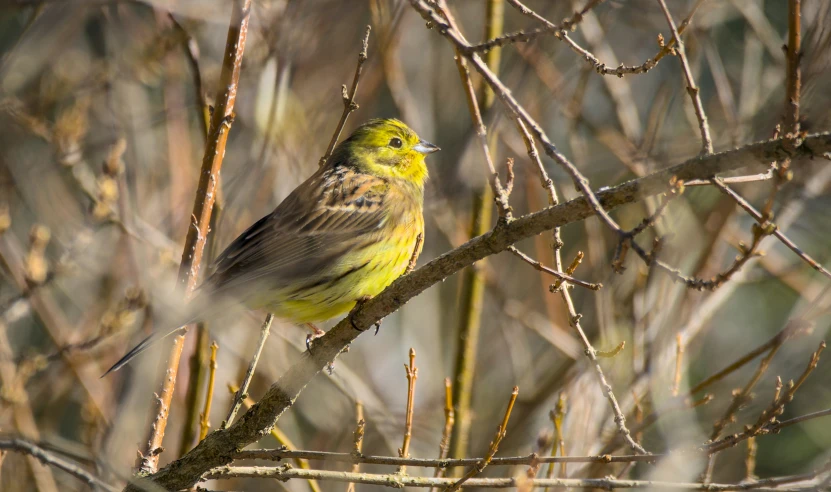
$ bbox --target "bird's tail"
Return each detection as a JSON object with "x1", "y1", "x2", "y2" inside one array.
[
  {"x1": 100, "y1": 327, "x2": 186, "y2": 377},
  {"x1": 100, "y1": 288, "x2": 210, "y2": 377},
  {"x1": 101, "y1": 327, "x2": 183, "y2": 378}
]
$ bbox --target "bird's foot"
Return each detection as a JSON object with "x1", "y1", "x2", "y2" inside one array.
[
  {"x1": 305, "y1": 323, "x2": 325, "y2": 352},
  {"x1": 348, "y1": 296, "x2": 376, "y2": 332}
]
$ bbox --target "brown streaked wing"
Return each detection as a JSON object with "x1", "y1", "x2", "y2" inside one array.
[{"x1": 205, "y1": 167, "x2": 392, "y2": 298}]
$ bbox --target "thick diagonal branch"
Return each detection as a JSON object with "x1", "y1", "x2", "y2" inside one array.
[{"x1": 136, "y1": 132, "x2": 830, "y2": 491}]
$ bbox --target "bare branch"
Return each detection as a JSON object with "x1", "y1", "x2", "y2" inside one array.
[
  {"x1": 0, "y1": 438, "x2": 119, "y2": 492},
  {"x1": 133, "y1": 131, "x2": 831, "y2": 490},
  {"x1": 319, "y1": 25, "x2": 372, "y2": 168}
]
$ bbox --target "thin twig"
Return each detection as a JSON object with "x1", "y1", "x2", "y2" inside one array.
[
  {"x1": 238, "y1": 449, "x2": 657, "y2": 467},
  {"x1": 470, "y1": 0, "x2": 605, "y2": 54},
  {"x1": 702, "y1": 326, "x2": 788, "y2": 481},
  {"x1": 711, "y1": 178, "x2": 831, "y2": 281},
  {"x1": 689, "y1": 319, "x2": 811, "y2": 395},
  {"x1": 782, "y1": 0, "x2": 801, "y2": 140},
  {"x1": 447, "y1": 386, "x2": 519, "y2": 491},
  {"x1": 440, "y1": 1, "x2": 512, "y2": 219},
  {"x1": 199, "y1": 341, "x2": 219, "y2": 441},
  {"x1": 595, "y1": 341, "x2": 626, "y2": 358},
  {"x1": 431, "y1": 378, "x2": 456, "y2": 489},
  {"x1": 204, "y1": 464, "x2": 831, "y2": 490},
  {"x1": 549, "y1": 252, "x2": 583, "y2": 293},
  {"x1": 745, "y1": 437, "x2": 757, "y2": 482},
  {"x1": 705, "y1": 342, "x2": 826, "y2": 455},
  {"x1": 222, "y1": 313, "x2": 273, "y2": 429},
  {"x1": 673, "y1": 334, "x2": 684, "y2": 397},
  {"x1": 684, "y1": 171, "x2": 772, "y2": 187},
  {"x1": 137, "y1": 0, "x2": 252, "y2": 474},
  {"x1": 319, "y1": 25, "x2": 371, "y2": 168},
  {"x1": 507, "y1": 246, "x2": 601, "y2": 291},
  {"x1": 0, "y1": 438, "x2": 119, "y2": 492},
  {"x1": 168, "y1": 13, "x2": 210, "y2": 140},
  {"x1": 346, "y1": 401, "x2": 365, "y2": 492},
  {"x1": 181, "y1": 185, "x2": 225, "y2": 455},
  {"x1": 473, "y1": 0, "x2": 709, "y2": 80},
  {"x1": 397, "y1": 348, "x2": 418, "y2": 475},
  {"x1": 656, "y1": 0, "x2": 713, "y2": 154},
  {"x1": 543, "y1": 393, "x2": 567, "y2": 490}
]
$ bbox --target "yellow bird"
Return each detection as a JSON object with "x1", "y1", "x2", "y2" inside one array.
[{"x1": 104, "y1": 119, "x2": 438, "y2": 375}]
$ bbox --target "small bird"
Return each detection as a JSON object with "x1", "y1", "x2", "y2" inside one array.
[{"x1": 104, "y1": 119, "x2": 438, "y2": 375}]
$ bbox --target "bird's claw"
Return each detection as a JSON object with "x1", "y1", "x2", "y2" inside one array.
[{"x1": 305, "y1": 323, "x2": 325, "y2": 353}]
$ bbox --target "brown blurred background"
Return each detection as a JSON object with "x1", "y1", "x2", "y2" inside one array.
[{"x1": 1, "y1": 0, "x2": 830, "y2": 490}]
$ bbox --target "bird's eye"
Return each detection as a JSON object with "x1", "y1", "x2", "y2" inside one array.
[{"x1": 389, "y1": 137, "x2": 403, "y2": 148}]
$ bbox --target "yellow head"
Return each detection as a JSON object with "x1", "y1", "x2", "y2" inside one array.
[{"x1": 331, "y1": 119, "x2": 439, "y2": 185}]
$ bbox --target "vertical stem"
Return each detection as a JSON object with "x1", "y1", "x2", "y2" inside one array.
[
  {"x1": 431, "y1": 378, "x2": 455, "y2": 492},
  {"x1": 178, "y1": 322, "x2": 209, "y2": 455},
  {"x1": 449, "y1": 0, "x2": 504, "y2": 465},
  {"x1": 783, "y1": 0, "x2": 801, "y2": 138},
  {"x1": 137, "y1": 0, "x2": 253, "y2": 474},
  {"x1": 199, "y1": 342, "x2": 219, "y2": 441},
  {"x1": 222, "y1": 313, "x2": 274, "y2": 429},
  {"x1": 672, "y1": 333, "x2": 684, "y2": 397},
  {"x1": 179, "y1": 197, "x2": 223, "y2": 456},
  {"x1": 398, "y1": 348, "x2": 419, "y2": 475},
  {"x1": 656, "y1": 0, "x2": 712, "y2": 155},
  {"x1": 544, "y1": 393, "x2": 567, "y2": 491},
  {"x1": 346, "y1": 401, "x2": 365, "y2": 492}
]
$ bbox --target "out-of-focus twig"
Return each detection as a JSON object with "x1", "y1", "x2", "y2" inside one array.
[
  {"x1": 656, "y1": 0, "x2": 712, "y2": 155},
  {"x1": 673, "y1": 334, "x2": 684, "y2": 396},
  {"x1": 199, "y1": 341, "x2": 219, "y2": 441},
  {"x1": 543, "y1": 393, "x2": 567, "y2": 490},
  {"x1": 222, "y1": 313, "x2": 273, "y2": 429},
  {"x1": 319, "y1": 25, "x2": 371, "y2": 168},
  {"x1": 782, "y1": 0, "x2": 801, "y2": 141},
  {"x1": 180, "y1": 197, "x2": 224, "y2": 456},
  {"x1": 431, "y1": 378, "x2": 455, "y2": 489},
  {"x1": 711, "y1": 178, "x2": 831, "y2": 281},
  {"x1": 0, "y1": 438, "x2": 118, "y2": 492},
  {"x1": 446, "y1": 386, "x2": 518, "y2": 491},
  {"x1": 397, "y1": 348, "x2": 418, "y2": 475},
  {"x1": 690, "y1": 313, "x2": 812, "y2": 397},
  {"x1": 346, "y1": 401, "x2": 365, "y2": 492},
  {"x1": 745, "y1": 437, "x2": 757, "y2": 481},
  {"x1": 705, "y1": 341, "x2": 826, "y2": 455},
  {"x1": 137, "y1": 0, "x2": 253, "y2": 474},
  {"x1": 168, "y1": 13, "x2": 209, "y2": 139}
]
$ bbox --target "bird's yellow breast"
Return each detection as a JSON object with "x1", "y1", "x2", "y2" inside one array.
[{"x1": 260, "y1": 209, "x2": 423, "y2": 324}]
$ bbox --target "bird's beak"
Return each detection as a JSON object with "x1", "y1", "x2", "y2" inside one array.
[{"x1": 414, "y1": 140, "x2": 440, "y2": 154}]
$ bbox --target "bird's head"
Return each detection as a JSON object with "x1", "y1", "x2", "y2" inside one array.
[{"x1": 332, "y1": 118, "x2": 439, "y2": 185}]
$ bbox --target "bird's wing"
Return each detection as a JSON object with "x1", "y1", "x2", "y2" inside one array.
[{"x1": 206, "y1": 166, "x2": 392, "y2": 296}]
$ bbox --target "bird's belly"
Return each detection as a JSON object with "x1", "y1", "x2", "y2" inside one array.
[{"x1": 261, "y1": 229, "x2": 420, "y2": 324}]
